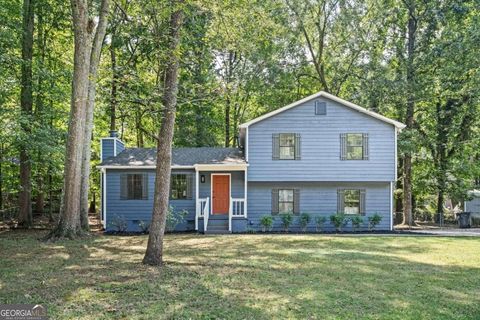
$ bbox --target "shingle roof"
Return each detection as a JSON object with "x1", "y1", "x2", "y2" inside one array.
[{"x1": 99, "y1": 147, "x2": 245, "y2": 167}]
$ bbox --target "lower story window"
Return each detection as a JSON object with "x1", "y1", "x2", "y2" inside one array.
[
  {"x1": 279, "y1": 189, "x2": 294, "y2": 214},
  {"x1": 120, "y1": 174, "x2": 148, "y2": 200},
  {"x1": 344, "y1": 190, "x2": 361, "y2": 214},
  {"x1": 170, "y1": 174, "x2": 193, "y2": 200}
]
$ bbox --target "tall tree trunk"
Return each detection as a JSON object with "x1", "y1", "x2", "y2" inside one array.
[
  {"x1": 143, "y1": 4, "x2": 184, "y2": 266},
  {"x1": 79, "y1": 0, "x2": 110, "y2": 231},
  {"x1": 109, "y1": 38, "x2": 118, "y2": 132},
  {"x1": 18, "y1": 0, "x2": 35, "y2": 228},
  {"x1": 46, "y1": 0, "x2": 93, "y2": 239},
  {"x1": 225, "y1": 97, "x2": 230, "y2": 147},
  {"x1": 0, "y1": 143, "x2": 3, "y2": 211},
  {"x1": 402, "y1": 1, "x2": 417, "y2": 227},
  {"x1": 35, "y1": 2, "x2": 46, "y2": 215}
]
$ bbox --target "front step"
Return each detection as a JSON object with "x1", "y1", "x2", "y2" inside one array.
[{"x1": 205, "y1": 215, "x2": 230, "y2": 234}]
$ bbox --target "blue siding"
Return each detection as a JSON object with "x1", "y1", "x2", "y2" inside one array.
[
  {"x1": 199, "y1": 171, "x2": 245, "y2": 199},
  {"x1": 239, "y1": 181, "x2": 392, "y2": 232},
  {"x1": 116, "y1": 139, "x2": 125, "y2": 154},
  {"x1": 101, "y1": 139, "x2": 115, "y2": 161},
  {"x1": 105, "y1": 170, "x2": 246, "y2": 232},
  {"x1": 247, "y1": 96, "x2": 396, "y2": 181},
  {"x1": 105, "y1": 169, "x2": 196, "y2": 232}
]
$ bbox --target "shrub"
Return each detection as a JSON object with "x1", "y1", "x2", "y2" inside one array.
[
  {"x1": 110, "y1": 215, "x2": 127, "y2": 232},
  {"x1": 368, "y1": 213, "x2": 382, "y2": 231},
  {"x1": 138, "y1": 220, "x2": 150, "y2": 233},
  {"x1": 330, "y1": 213, "x2": 347, "y2": 232},
  {"x1": 260, "y1": 215, "x2": 274, "y2": 232},
  {"x1": 298, "y1": 212, "x2": 311, "y2": 232},
  {"x1": 280, "y1": 213, "x2": 293, "y2": 232},
  {"x1": 166, "y1": 206, "x2": 188, "y2": 232},
  {"x1": 315, "y1": 216, "x2": 327, "y2": 232},
  {"x1": 351, "y1": 216, "x2": 363, "y2": 232}
]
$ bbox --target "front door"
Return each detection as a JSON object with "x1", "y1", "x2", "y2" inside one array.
[{"x1": 212, "y1": 175, "x2": 230, "y2": 214}]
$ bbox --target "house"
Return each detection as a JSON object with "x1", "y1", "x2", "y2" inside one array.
[
  {"x1": 463, "y1": 190, "x2": 480, "y2": 225},
  {"x1": 97, "y1": 91, "x2": 405, "y2": 233}
]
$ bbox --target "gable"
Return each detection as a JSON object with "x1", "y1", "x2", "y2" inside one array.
[{"x1": 240, "y1": 91, "x2": 405, "y2": 130}]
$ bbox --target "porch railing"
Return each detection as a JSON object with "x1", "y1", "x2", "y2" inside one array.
[
  {"x1": 229, "y1": 198, "x2": 246, "y2": 232},
  {"x1": 203, "y1": 197, "x2": 210, "y2": 233},
  {"x1": 231, "y1": 198, "x2": 245, "y2": 217},
  {"x1": 196, "y1": 197, "x2": 209, "y2": 231}
]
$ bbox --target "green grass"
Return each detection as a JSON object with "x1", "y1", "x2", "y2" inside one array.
[{"x1": 1, "y1": 231, "x2": 480, "y2": 319}]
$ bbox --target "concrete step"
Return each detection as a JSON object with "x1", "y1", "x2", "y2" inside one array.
[
  {"x1": 208, "y1": 225, "x2": 228, "y2": 230},
  {"x1": 208, "y1": 221, "x2": 228, "y2": 227}
]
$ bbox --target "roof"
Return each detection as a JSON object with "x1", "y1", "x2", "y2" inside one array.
[
  {"x1": 99, "y1": 147, "x2": 245, "y2": 168},
  {"x1": 239, "y1": 91, "x2": 406, "y2": 129}
]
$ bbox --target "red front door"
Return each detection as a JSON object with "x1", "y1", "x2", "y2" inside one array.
[{"x1": 212, "y1": 175, "x2": 230, "y2": 214}]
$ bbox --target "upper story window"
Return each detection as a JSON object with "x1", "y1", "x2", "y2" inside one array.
[
  {"x1": 340, "y1": 133, "x2": 369, "y2": 160},
  {"x1": 170, "y1": 174, "x2": 193, "y2": 200},
  {"x1": 120, "y1": 174, "x2": 148, "y2": 200},
  {"x1": 272, "y1": 133, "x2": 301, "y2": 160}
]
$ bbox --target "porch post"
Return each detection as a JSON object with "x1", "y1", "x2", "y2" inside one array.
[
  {"x1": 244, "y1": 167, "x2": 248, "y2": 218},
  {"x1": 195, "y1": 169, "x2": 199, "y2": 230}
]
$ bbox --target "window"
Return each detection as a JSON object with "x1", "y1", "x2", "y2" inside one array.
[
  {"x1": 121, "y1": 174, "x2": 148, "y2": 200},
  {"x1": 272, "y1": 189, "x2": 300, "y2": 214},
  {"x1": 273, "y1": 133, "x2": 301, "y2": 160},
  {"x1": 340, "y1": 133, "x2": 368, "y2": 160},
  {"x1": 315, "y1": 101, "x2": 327, "y2": 115},
  {"x1": 338, "y1": 189, "x2": 365, "y2": 215},
  {"x1": 347, "y1": 134, "x2": 363, "y2": 160},
  {"x1": 279, "y1": 189, "x2": 294, "y2": 214},
  {"x1": 279, "y1": 133, "x2": 295, "y2": 160},
  {"x1": 344, "y1": 190, "x2": 361, "y2": 214},
  {"x1": 170, "y1": 174, "x2": 192, "y2": 200}
]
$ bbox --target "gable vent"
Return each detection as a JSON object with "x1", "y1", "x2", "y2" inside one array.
[{"x1": 315, "y1": 101, "x2": 327, "y2": 115}]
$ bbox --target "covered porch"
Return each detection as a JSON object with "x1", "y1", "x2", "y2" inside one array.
[{"x1": 194, "y1": 164, "x2": 248, "y2": 233}]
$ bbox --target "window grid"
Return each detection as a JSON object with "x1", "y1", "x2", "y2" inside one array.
[
  {"x1": 346, "y1": 133, "x2": 364, "y2": 160},
  {"x1": 344, "y1": 189, "x2": 360, "y2": 215},
  {"x1": 279, "y1": 189, "x2": 294, "y2": 214},
  {"x1": 171, "y1": 174, "x2": 188, "y2": 200},
  {"x1": 279, "y1": 133, "x2": 295, "y2": 160}
]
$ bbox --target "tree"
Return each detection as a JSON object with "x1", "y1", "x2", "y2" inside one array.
[
  {"x1": 18, "y1": 0, "x2": 35, "y2": 227},
  {"x1": 143, "y1": 2, "x2": 184, "y2": 266},
  {"x1": 47, "y1": 0, "x2": 110, "y2": 239},
  {"x1": 79, "y1": 0, "x2": 110, "y2": 231}
]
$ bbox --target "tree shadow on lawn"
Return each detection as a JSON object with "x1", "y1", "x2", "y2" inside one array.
[{"x1": 1, "y1": 231, "x2": 480, "y2": 319}]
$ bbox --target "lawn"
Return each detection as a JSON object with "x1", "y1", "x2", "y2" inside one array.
[{"x1": 1, "y1": 231, "x2": 480, "y2": 319}]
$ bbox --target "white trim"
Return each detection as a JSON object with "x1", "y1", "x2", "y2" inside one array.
[
  {"x1": 97, "y1": 164, "x2": 248, "y2": 170},
  {"x1": 194, "y1": 164, "x2": 248, "y2": 171},
  {"x1": 96, "y1": 165, "x2": 196, "y2": 169},
  {"x1": 246, "y1": 127, "x2": 249, "y2": 162},
  {"x1": 211, "y1": 173, "x2": 231, "y2": 215},
  {"x1": 394, "y1": 128, "x2": 398, "y2": 181},
  {"x1": 195, "y1": 169, "x2": 199, "y2": 230},
  {"x1": 244, "y1": 167, "x2": 248, "y2": 218},
  {"x1": 390, "y1": 181, "x2": 394, "y2": 231},
  {"x1": 102, "y1": 168, "x2": 107, "y2": 229},
  {"x1": 239, "y1": 91, "x2": 406, "y2": 129}
]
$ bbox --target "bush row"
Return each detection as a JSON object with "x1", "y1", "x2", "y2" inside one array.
[{"x1": 259, "y1": 213, "x2": 382, "y2": 232}]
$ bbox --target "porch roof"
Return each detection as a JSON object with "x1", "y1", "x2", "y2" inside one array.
[{"x1": 98, "y1": 147, "x2": 246, "y2": 168}]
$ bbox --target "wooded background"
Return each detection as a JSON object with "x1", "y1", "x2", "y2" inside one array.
[{"x1": 1, "y1": 0, "x2": 479, "y2": 226}]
